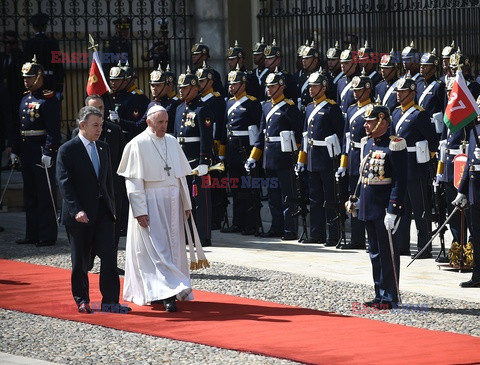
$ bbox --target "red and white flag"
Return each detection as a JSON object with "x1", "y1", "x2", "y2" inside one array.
[
  {"x1": 444, "y1": 69, "x2": 480, "y2": 133},
  {"x1": 86, "y1": 51, "x2": 110, "y2": 96}
]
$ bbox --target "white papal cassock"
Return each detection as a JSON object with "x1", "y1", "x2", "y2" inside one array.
[{"x1": 117, "y1": 128, "x2": 194, "y2": 306}]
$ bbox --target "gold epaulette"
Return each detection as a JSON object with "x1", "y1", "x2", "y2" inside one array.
[
  {"x1": 213, "y1": 91, "x2": 221, "y2": 97},
  {"x1": 247, "y1": 95, "x2": 257, "y2": 101},
  {"x1": 133, "y1": 88, "x2": 144, "y2": 95},
  {"x1": 23, "y1": 90, "x2": 30, "y2": 96},
  {"x1": 414, "y1": 104, "x2": 424, "y2": 111},
  {"x1": 389, "y1": 136, "x2": 407, "y2": 151},
  {"x1": 327, "y1": 98, "x2": 337, "y2": 105},
  {"x1": 284, "y1": 98, "x2": 295, "y2": 105}
]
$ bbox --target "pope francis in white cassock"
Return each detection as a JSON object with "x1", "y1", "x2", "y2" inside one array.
[{"x1": 117, "y1": 105, "x2": 194, "y2": 311}]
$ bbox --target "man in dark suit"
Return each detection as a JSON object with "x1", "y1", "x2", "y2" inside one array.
[
  {"x1": 71, "y1": 95, "x2": 126, "y2": 274},
  {"x1": 56, "y1": 106, "x2": 130, "y2": 314}
]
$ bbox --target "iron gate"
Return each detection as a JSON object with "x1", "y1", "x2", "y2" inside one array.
[
  {"x1": 257, "y1": 0, "x2": 480, "y2": 75},
  {"x1": 0, "y1": 0, "x2": 193, "y2": 138}
]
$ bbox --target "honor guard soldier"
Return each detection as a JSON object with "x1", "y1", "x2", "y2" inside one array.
[
  {"x1": 357, "y1": 41, "x2": 382, "y2": 92},
  {"x1": 294, "y1": 41, "x2": 308, "y2": 88},
  {"x1": 435, "y1": 78, "x2": 471, "y2": 256},
  {"x1": 252, "y1": 37, "x2": 268, "y2": 101},
  {"x1": 104, "y1": 61, "x2": 150, "y2": 143},
  {"x1": 245, "y1": 68, "x2": 303, "y2": 240},
  {"x1": 452, "y1": 115, "x2": 480, "y2": 288},
  {"x1": 140, "y1": 64, "x2": 180, "y2": 134},
  {"x1": 191, "y1": 38, "x2": 224, "y2": 97},
  {"x1": 391, "y1": 74, "x2": 439, "y2": 258},
  {"x1": 262, "y1": 39, "x2": 299, "y2": 101},
  {"x1": 102, "y1": 17, "x2": 134, "y2": 79},
  {"x1": 24, "y1": 13, "x2": 64, "y2": 97},
  {"x1": 350, "y1": 103, "x2": 408, "y2": 309},
  {"x1": 449, "y1": 49, "x2": 480, "y2": 100},
  {"x1": 337, "y1": 45, "x2": 360, "y2": 114},
  {"x1": 174, "y1": 67, "x2": 214, "y2": 246},
  {"x1": 440, "y1": 41, "x2": 457, "y2": 83},
  {"x1": 375, "y1": 49, "x2": 400, "y2": 112},
  {"x1": 225, "y1": 40, "x2": 261, "y2": 100},
  {"x1": 297, "y1": 42, "x2": 322, "y2": 113},
  {"x1": 336, "y1": 71, "x2": 373, "y2": 249},
  {"x1": 223, "y1": 66, "x2": 263, "y2": 235},
  {"x1": 418, "y1": 49, "x2": 446, "y2": 136},
  {"x1": 12, "y1": 56, "x2": 61, "y2": 246},
  {"x1": 196, "y1": 62, "x2": 227, "y2": 230},
  {"x1": 401, "y1": 41, "x2": 423, "y2": 85},
  {"x1": 326, "y1": 41, "x2": 344, "y2": 100},
  {"x1": 296, "y1": 71, "x2": 344, "y2": 245}
]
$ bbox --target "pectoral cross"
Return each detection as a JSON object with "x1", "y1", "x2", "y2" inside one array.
[{"x1": 164, "y1": 164, "x2": 172, "y2": 176}]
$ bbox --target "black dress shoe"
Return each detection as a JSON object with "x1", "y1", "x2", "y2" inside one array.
[
  {"x1": 259, "y1": 230, "x2": 282, "y2": 238},
  {"x1": 163, "y1": 296, "x2": 177, "y2": 312},
  {"x1": 221, "y1": 225, "x2": 242, "y2": 233},
  {"x1": 281, "y1": 233, "x2": 298, "y2": 241},
  {"x1": 302, "y1": 238, "x2": 325, "y2": 244},
  {"x1": 324, "y1": 241, "x2": 337, "y2": 247},
  {"x1": 241, "y1": 228, "x2": 256, "y2": 236},
  {"x1": 16, "y1": 238, "x2": 37, "y2": 245},
  {"x1": 341, "y1": 242, "x2": 366, "y2": 250},
  {"x1": 100, "y1": 303, "x2": 131, "y2": 313},
  {"x1": 411, "y1": 251, "x2": 432, "y2": 259},
  {"x1": 363, "y1": 299, "x2": 381, "y2": 307},
  {"x1": 36, "y1": 240, "x2": 56, "y2": 247},
  {"x1": 117, "y1": 267, "x2": 125, "y2": 276},
  {"x1": 78, "y1": 303, "x2": 92, "y2": 314},
  {"x1": 459, "y1": 278, "x2": 480, "y2": 288},
  {"x1": 201, "y1": 239, "x2": 212, "y2": 247}
]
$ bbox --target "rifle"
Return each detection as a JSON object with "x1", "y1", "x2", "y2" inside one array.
[
  {"x1": 323, "y1": 146, "x2": 347, "y2": 248},
  {"x1": 285, "y1": 169, "x2": 309, "y2": 242}
]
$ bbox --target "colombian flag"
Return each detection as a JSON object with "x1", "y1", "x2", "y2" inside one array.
[{"x1": 444, "y1": 70, "x2": 480, "y2": 133}]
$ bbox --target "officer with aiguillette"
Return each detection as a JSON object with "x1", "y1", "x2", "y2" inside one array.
[
  {"x1": 296, "y1": 71, "x2": 344, "y2": 245},
  {"x1": 12, "y1": 56, "x2": 61, "y2": 246},
  {"x1": 336, "y1": 70, "x2": 373, "y2": 250},
  {"x1": 245, "y1": 68, "x2": 303, "y2": 241},
  {"x1": 174, "y1": 67, "x2": 214, "y2": 246},
  {"x1": 391, "y1": 74, "x2": 439, "y2": 258},
  {"x1": 347, "y1": 103, "x2": 408, "y2": 309},
  {"x1": 222, "y1": 65, "x2": 263, "y2": 235}
]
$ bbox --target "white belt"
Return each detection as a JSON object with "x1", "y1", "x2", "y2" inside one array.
[
  {"x1": 309, "y1": 139, "x2": 328, "y2": 147},
  {"x1": 177, "y1": 136, "x2": 201, "y2": 143},
  {"x1": 407, "y1": 147, "x2": 416, "y2": 152},
  {"x1": 265, "y1": 136, "x2": 281, "y2": 142},
  {"x1": 21, "y1": 130, "x2": 46, "y2": 136},
  {"x1": 446, "y1": 148, "x2": 464, "y2": 155},
  {"x1": 229, "y1": 130, "x2": 249, "y2": 136},
  {"x1": 470, "y1": 165, "x2": 480, "y2": 171},
  {"x1": 350, "y1": 141, "x2": 361, "y2": 149}
]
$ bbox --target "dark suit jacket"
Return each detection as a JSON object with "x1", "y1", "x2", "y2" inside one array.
[
  {"x1": 72, "y1": 121, "x2": 126, "y2": 197},
  {"x1": 56, "y1": 136, "x2": 115, "y2": 225}
]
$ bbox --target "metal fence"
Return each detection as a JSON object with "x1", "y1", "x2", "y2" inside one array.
[
  {"x1": 257, "y1": 0, "x2": 480, "y2": 75},
  {"x1": 1, "y1": 0, "x2": 193, "y2": 138}
]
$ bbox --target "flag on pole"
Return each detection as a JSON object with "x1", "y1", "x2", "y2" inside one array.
[
  {"x1": 86, "y1": 51, "x2": 110, "y2": 96},
  {"x1": 443, "y1": 69, "x2": 480, "y2": 133}
]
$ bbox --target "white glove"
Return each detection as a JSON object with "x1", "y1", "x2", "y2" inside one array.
[
  {"x1": 295, "y1": 162, "x2": 305, "y2": 175},
  {"x1": 41, "y1": 155, "x2": 52, "y2": 168},
  {"x1": 218, "y1": 155, "x2": 225, "y2": 161},
  {"x1": 345, "y1": 198, "x2": 360, "y2": 217},
  {"x1": 474, "y1": 147, "x2": 480, "y2": 160},
  {"x1": 336, "y1": 166, "x2": 346, "y2": 181},
  {"x1": 244, "y1": 158, "x2": 256, "y2": 172},
  {"x1": 109, "y1": 110, "x2": 120, "y2": 123},
  {"x1": 433, "y1": 173, "x2": 442, "y2": 188},
  {"x1": 10, "y1": 153, "x2": 18, "y2": 164},
  {"x1": 384, "y1": 212, "x2": 397, "y2": 231},
  {"x1": 452, "y1": 193, "x2": 468, "y2": 208},
  {"x1": 193, "y1": 164, "x2": 209, "y2": 176}
]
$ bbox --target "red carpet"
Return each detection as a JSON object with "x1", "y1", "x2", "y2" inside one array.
[{"x1": 1, "y1": 259, "x2": 479, "y2": 365}]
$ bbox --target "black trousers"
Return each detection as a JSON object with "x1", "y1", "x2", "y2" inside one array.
[
  {"x1": 21, "y1": 163, "x2": 57, "y2": 242},
  {"x1": 186, "y1": 174, "x2": 212, "y2": 243},
  {"x1": 66, "y1": 198, "x2": 119, "y2": 305}
]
